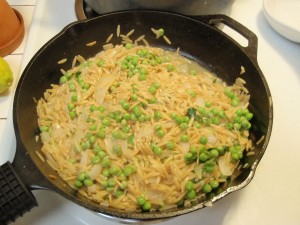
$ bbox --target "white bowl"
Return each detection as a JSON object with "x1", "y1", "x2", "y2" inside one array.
[{"x1": 263, "y1": 0, "x2": 300, "y2": 43}]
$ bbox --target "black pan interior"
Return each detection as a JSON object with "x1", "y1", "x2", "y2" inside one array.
[{"x1": 13, "y1": 11, "x2": 272, "y2": 219}]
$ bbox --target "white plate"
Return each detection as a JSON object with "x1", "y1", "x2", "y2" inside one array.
[{"x1": 263, "y1": 0, "x2": 300, "y2": 43}]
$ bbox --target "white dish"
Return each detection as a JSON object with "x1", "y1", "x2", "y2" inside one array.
[{"x1": 263, "y1": 0, "x2": 300, "y2": 43}]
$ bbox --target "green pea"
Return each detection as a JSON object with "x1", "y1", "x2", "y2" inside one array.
[
  {"x1": 209, "y1": 149, "x2": 219, "y2": 158},
  {"x1": 71, "y1": 94, "x2": 78, "y2": 102},
  {"x1": 74, "y1": 180, "x2": 83, "y2": 188},
  {"x1": 138, "y1": 114, "x2": 146, "y2": 122},
  {"x1": 189, "y1": 69, "x2": 197, "y2": 76},
  {"x1": 180, "y1": 134, "x2": 189, "y2": 142},
  {"x1": 102, "y1": 169, "x2": 110, "y2": 177},
  {"x1": 132, "y1": 106, "x2": 142, "y2": 117},
  {"x1": 137, "y1": 195, "x2": 146, "y2": 206},
  {"x1": 122, "y1": 125, "x2": 131, "y2": 133},
  {"x1": 246, "y1": 112, "x2": 253, "y2": 120},
  {"x1": 231, "y1": 152, "x2": 240, "y2": 161},
  {"x1": 204, "y1": 161, "x2": 215, "y2": 173},
  {"x1": 153, "y1": 146, "x2": 162, "y2": 156},
  {"x1": 158, "y1": 28, "x2": 164, "y2": 36},
  {"x1": 77, "y1": 172, "x2": 86, "y2": 181},
  {"x1": 205, "y1": 100, "x2": 212, "y2": 108},
  {"x1": 91, "y1": 156, "x2": 101, "y2": 164},
  {"x1": 231, "y1": 98, "x2": 239, "y2": 107},
  {"x1": 199, "y1": 152, "x2": 209, "y2": 162},
  {"x1": 97, "y1": 130, "x2": 106, "y2": 139},
  {"x1": 69, "y1": 83, "x2": 76, "y2": 91},
  {"x1": 233, "y1": 123, "x2": 241, "y2": 130},
  {"x1": 184, "y1": 152, "x2": 194, "y2": 163},
  {"x1": 59, "y1": 76, "x2": 68, "y2": 84},
  {"x1": 130, "y1": 113, "x2": 137, "y2": 121},
  {"x1": 102, "y1": 117, "x2": 111, "y2": 126},
  {"x1": 114, "y1": 190, "x2": 124, "y2": 198},
  {"x1": 125, "y1": 43, "x2": 133, "y2": 49},
  {"x1": 90, "y1": 124, "x2": 97, "y2": 131},
  {"x1": 40, "y1": 126, "x2": 49, "y2": 132},
  {"x1": 139, "y1": 73, "x2": 147, "y2": 81},
  {"x1": 224, "y1": 88, "x2": 235, "y2": 99},
  {"x1": 81, "y1": 141, "x2": 91, "y2": 150},
  {"x1": 97, "y1": 150, "x2": 107, "y2": 159},
  {"x1": 167, "y1": 64, "x2": 175, "y2": 72},
  {"x1": 93, "y1": 145, "x2": 101, "y2": 153},
  {"x1": 182, "y1": 116, "x2": 190, "y2": 124},
  {"x1": 107, "y1": 178, "x2": 116, "y2": 188},
  {"x1": 123, "y1": 165, "x2": 136, "y2": 177},
  {"x1": 241, "y1": 120, "x2": 250, "y2": 129},
  {"x1": 216, "y1": 146, "x2": 225, "y2": 155},
  {"x1": 166, "y1": 140, "x2": 175, "y2": 150},
  {"x1": 190, "y1": 146, "x2": 198, "y2": 155},
  {"x1": 112, "y1": 130, "x2": 121, "y2": 139},
  {"x1": 89, "y1": 135, "x2": 97, "y2": 145},
  {"x1": 185, "y1": 181, "x2": 194, "y2": 192},
  {"x1": 83, "y1": 83, "x2": 90, "y2": 90},
  {"x1": 156, "y1": 129, "x2": 165, "y2": 138},
  {"x1": 67, "y1": 103, "x2": 75, "y2": 111},
  {"x1": 187, "y1": 90, "x2": 196, "y2": 98},
  {"x1": 202, "y1": 183, "x2": 212, "y2": 193},
  {"x1": 186, "y1": 190, "x2": 196, "y2": 200},
  {"x1": 119, "y1": 180, "x2": 128, "y2": 190},
  {"x1": 121, "y1": 101, "x2": 130, "y2": 111},
  {"x1": 142, "y1": 201, "x2": 151, "y2": 211},
  {"x1": 97, "y1": 60, "x2": 105, "y2": 67},
  {"x1": 131, "y1": 93, "x2": 138, "y2": 101},
  {"x1": 150, "y1": 59, "x2": 157, "y2": 66},
  {"x1": 127, "y1": 134, "x2": 135, "y2": 145},
  {"x1": 210, "y1": 180, "x2": 219, "y2": 189},
  {"x1": 175, "y1": 116, "x2": 183, "y2": 124},
  {"x1": 123, "y1": 113, "x2": 131, "y2": 121},
  {"x1": 180, "y1": 122, "x2": 188, "y2": 131},
  {"x1": 84, "y1": 179, "x2": 93, "y2": 186},
  {"x1": 113, "y1": 144, "x2": 122, "y2": 156},
  {"x1": 98, "y1": 105, "x2": 106, "y2": 112},
  {"x1": 145, "y1": 115, "x2": 151, "y2": 121},
  {"x1": 154, "y1": 111, "x2": 162, "y2": 121},
  {"x1": 109, "y1": 166, "x2": 121, "y2": 176},
  {"x1": 148, "y1": 98, "x2": 157, "y2": 104},
  {"x1": 194, "y1": 121, "x2": 201, "y2": 128},
  {"x1": 199, "y1": 136, "x2": 208, "y2": 145},
  {"x1": 226, "y1": 122, "x2": 233, "y2": 130},
  {"x1": 101, "y1": 157, "x2": 111, "y2": 167},
  {"x1": 148, "y1": 86, "x2": 157, "y2": 95}
]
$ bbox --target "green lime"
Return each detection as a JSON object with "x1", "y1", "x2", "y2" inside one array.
[{"x1": 0, "y1": 57, "x2": 13, "y2": 94}]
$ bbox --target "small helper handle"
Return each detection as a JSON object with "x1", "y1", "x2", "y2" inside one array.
[
  {"x1": 0, "y1": 161, "x2": 37, "y2": 225},
  {"x1": 191, "y1": 14, "x2": 259, "y2": 63}
]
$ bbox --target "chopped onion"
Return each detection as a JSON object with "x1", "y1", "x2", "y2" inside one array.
[
  {"x1": 40, "y1": 132, "x2": 50, "y2": 143},
  {"x1": 89, "y1": 164, "x2": 102, "y2": 180},
  {"x1": 194, "y1": 164, "x2": 203, "y2": 179},
  {"x1": 135, "y1": 125, "x2": 153, "y2": 140},
  {"x1": 195, "y1": 97, "x2": 205, "y2": 107},
  {"x1": 93, "y1": 74, "x2": 115, "y2": 104},
  {"x1": 146, "y1": 190, "x2": 164, "y2": 205},
  {"x1": 218, "y1": 152, "x2": 236, "y2": 176},
  {"x1": 208, "y1": 134, "x2": 217, "y2": 144},
  {"x1": 79, "y1": 151, "x2": 88, "y2": 169},
  {"x1": 179, "y1": 142, "x2": 190, "y2": 153}
]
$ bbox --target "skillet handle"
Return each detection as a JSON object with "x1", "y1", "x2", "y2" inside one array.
[
  {"x1": 192, "y1": 14, "x2": 258, "y2": 63},
  {"x1": 0, "y1": 161, "x2": 37, "y2": 225}
]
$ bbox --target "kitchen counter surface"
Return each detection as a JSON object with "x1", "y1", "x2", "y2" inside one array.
[{"x1": 1, "y1": 0, "x2": 300, "y2": 224}]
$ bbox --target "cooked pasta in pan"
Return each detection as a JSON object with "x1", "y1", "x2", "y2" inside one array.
[{"x1": 37, "y1": 44, "x2": 253, "y2": 212}]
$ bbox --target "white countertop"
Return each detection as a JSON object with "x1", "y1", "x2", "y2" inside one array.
[{"x1": 2, "y1": 0, "x2": 300, "y2": 224}]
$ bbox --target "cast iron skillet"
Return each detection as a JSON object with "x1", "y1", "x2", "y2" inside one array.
[{"x1": 0, "y1": 11, "x2": 273, "y2": 224}]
